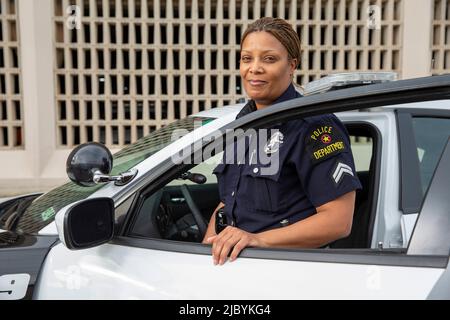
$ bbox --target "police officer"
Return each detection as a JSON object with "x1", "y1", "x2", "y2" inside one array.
[{"x1": 202, "y1": 17, "x2": 362, "y2": 265}]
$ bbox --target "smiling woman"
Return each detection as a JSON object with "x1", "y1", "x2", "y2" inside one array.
[
  {"x1": 202, "y1": 17, "x2": 362, "y2": 265},
  {"x1": 239, "y1": 18, "x2": 301, "y2": 109}
]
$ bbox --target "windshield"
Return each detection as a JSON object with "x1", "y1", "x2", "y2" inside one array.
[{"x1": 13, "y1": 116, "x2": 215, "y2": 235}]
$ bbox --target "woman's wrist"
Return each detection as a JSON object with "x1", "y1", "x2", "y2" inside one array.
[{"x1": 254, "y1": 232, "x2": 270, "y2": 248}]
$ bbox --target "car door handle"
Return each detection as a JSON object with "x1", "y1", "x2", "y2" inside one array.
[{"x1": 170, "y1": 197, "x2": 185, "y2": 203}]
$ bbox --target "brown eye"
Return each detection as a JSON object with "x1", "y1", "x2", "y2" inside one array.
[
  {"x1": 264, "y1": 56, "x2": 276, "y2": 62},
  {"x1": 241, "y1": 56, "x2": 251, "y2": 63}
]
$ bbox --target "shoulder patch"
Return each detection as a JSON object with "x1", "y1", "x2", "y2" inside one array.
[{"x1": 306, "y1": 121, "x2": 348, "y2": 164}]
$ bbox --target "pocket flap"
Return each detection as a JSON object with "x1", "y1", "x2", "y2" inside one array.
[{"x1": 242, "y1": 164, "x2": 282, "y2": 181}]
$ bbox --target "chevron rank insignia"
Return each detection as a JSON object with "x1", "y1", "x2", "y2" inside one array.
[{"x1": 332, "y1": 162, "x2": 354, "y2": 184}]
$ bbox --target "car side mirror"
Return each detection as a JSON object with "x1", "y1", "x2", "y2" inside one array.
[
  {"x1": 66, "y1": 142, "x2": 137, "y2": 187},
  {"x1": 55, "y1": 197, "x2": 114, "y2": 250}
]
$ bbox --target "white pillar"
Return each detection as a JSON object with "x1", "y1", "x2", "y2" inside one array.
[
  {"x1": 19, "y1": 0, "x2": 56, "y2": 177},
  {"x1": 401, "y1": 0, "x2": 433, "y2": 79}
]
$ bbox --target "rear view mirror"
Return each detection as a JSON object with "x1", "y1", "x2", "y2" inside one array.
[{"x1": 55, "y1": 197, "x2": 114, "y2": 250}]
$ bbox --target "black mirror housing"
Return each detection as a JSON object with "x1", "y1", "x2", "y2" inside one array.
[
  {"x1": 57, "y1": 197, "x2": 115, "y2": 250},
  {"x1": 66, "y1": 142, "x2": 113, "y2": 187}
]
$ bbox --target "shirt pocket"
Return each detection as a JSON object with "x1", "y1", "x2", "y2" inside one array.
[{"x1": 241, "y1": 164, "x2": 282, "y2": 212}]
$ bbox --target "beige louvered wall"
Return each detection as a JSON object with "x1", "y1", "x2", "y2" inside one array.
[
  {"x1": 0, "y1": 0, "x2": 23, "y2": 150},
  {"x1": 293, "y1": 0, "x2": 402, "y2": 84},
  {"x1": 0, "y1": 0, "x2": 446, "y2": 194},
  {"x1": 53, "y1": 0, "x2": 404, "y2": 149},
  {"x1": 432, "y1": 0, "x2": 450, "y2": 75}
]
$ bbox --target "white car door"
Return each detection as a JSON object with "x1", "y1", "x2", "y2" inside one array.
[{"x1": 32, "y1": 240, "x2": 445, "y2": 299}]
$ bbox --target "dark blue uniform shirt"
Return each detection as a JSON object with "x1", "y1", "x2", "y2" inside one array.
[{"x1": 213, "y1": 84, "x2": 362, "y2": 233}]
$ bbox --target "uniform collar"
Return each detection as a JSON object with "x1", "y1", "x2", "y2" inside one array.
[
  {"x1": 235, "y1": 100, "x2": 257, "y2": 119},
  {"x1": 236, "y1": 83, "x2": 301, "y2": 119},
  {"x1": 272, "y1": 83, "x2": 301, "y2": 105}
]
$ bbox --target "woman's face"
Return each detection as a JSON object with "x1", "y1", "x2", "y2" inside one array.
[{"x1": 240, "y1": 31, "x2": 297, "y2": 109}]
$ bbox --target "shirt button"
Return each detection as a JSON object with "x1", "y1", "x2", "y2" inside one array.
[
  {"x1": 231, "y1": 191, "x2": 235, "y2": 196},
  {"x1": 253, "y1": 168, "x2": 259, "y2": 174}
]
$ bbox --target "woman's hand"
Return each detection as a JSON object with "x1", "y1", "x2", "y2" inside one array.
[{"x1": 204, "y1": 226, "x2": 264, "y2": 265}]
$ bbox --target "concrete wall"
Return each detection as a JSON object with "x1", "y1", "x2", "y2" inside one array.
[{"x1": 0, "y1": 0, "x2": 446, "y2": 196}]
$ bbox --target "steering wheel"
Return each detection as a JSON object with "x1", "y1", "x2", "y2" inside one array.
[{"x1": 180, "y1": 184, "x2": 208, "y2": 238}]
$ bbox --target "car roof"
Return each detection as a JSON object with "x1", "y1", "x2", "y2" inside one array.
[
  {"x1": 188, "y1": 98, "x2": 450, "y2": 122},
  {"x1": 380, "y1": 99, "x2": 450, "y2": 111}
]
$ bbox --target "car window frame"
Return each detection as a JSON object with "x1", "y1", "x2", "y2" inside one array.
[
  {"x1": 110, "y1": 75, "x2": 450, "y2": 267},
  {"x1": 111, "y1": 236, "x2": 448, "y2": 268},
  {"x1": 407, "y1": 137, "x2": 450, "y2": 256},
  {"x1": 113, "y1": 132, "x2": 450, "y2": 269},
  {"x1": 344, "y1": 121, "x2": 382, "y2": 249},
  {"x1": 125, "y1": 121, "x2": 382, "y2": 245}
]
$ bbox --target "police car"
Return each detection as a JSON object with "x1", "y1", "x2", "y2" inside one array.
[{"x1": 1, "y1": 73, "x2": 449, "y2": 299}]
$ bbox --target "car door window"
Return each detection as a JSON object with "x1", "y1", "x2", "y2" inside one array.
[
  {"x1": 166, "y1": 152, "x2": 223, "y2": 186},
  {"x1": 128, "y1": 122, "x2": 379, "y2": 249},
  {"x1": 129, "y1": 153, "x2": 223, "y2": 242},
  {"x1": 350, "y1": 136, "x2": 373, "y2": 172},
  {"x1": 329, "y1": 126, "x2": 378, "y2": 249},
  {"x1": 411, "y1": 117, "x2": 450, "y2": 197}
]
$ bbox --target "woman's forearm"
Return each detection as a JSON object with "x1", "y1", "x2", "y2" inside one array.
[
  {"x1": 256, "y1": 211, "x2": 349, "y2": 248},
  {"x1": 257, "y1": 192, "x2": 355, "y2": 248}
]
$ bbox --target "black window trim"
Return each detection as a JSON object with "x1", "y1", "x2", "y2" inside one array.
[
  {"x1": 396, "y1": 110, "x2": 423, "y2": 214},
  {"x1": 345, "y1": 121, "x2": 382, "y2": 249},
  {"x1": 397, "y1": 108, "x2": 450, "y2": 118},
  {"x1": 111, "y1": 236, "x2": 448, "y2": 268},
  {"x1": 396, "y1": 108, "x2": 450, "y2": 214},
  {"x1": 407, "y1": 137, "x2": 450, "y2": 256}
]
